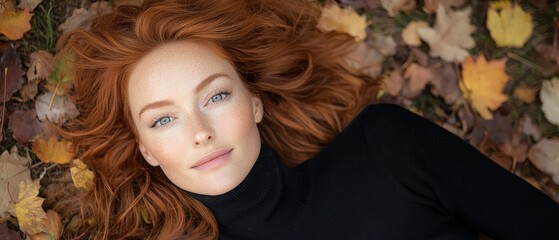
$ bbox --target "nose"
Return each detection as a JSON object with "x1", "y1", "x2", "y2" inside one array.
[{"x1": 190, "y1": 112, "x2": 214, "y2": 146}]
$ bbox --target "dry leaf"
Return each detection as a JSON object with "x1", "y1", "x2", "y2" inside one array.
[
  {"x1": 35, "y1": 92, "x2": 79, "y2": 124},
  {"x1": 29, "y1": 210, "x2": 62, "y2": 240},
  {"x1": 540, "y1": 77, "x2": 559, "y2": 126},
  {"x1": 27, "y1": 50, "x2": 55, "y2": 81},
  {"x1": 17, "y1": 0, "x2": 42, "y2": 12},
  {"x1": 402, "y1": 20, "x2": 429, "y2": 47},
  {"x1": 9, "y1": 180, "x2": 47, "y2": 235},
  {"x1": 417, "y1": 5, "x2": 476, "y2": 63},
  {"x1": 340, "y1": 0, "x2": 381, "y2": 10},
  {"x1": 19, "y1": 81, "x2": 38, "y2": 101},
  {"x1": 513, "y1": 85, "x2": 537, "y2": 104},
  {"x1": 0, "y1": 44, "x2": 23, "y2": 103},
  {"x1": 429, "y1": 61, "x2": 461, "y2": 104},
  {"x1": 113, "y1": 0, "x2": 144, "y2": 7},
  {"x1": 70, "y1": 159, "x2": 94, "y2": 190},
  {"x1": 460, "y1": 56, "x2": 509, "y2": 120},
  {"x1": 0, "y1": 223, "x2": 20, "y2": 240},
  {"x1": 8, "y1": 109, "x2": 43, "y2": 143},
  {"x1": 317, "y1": 4, "x2": 368, "y2": 41},
  {"x1": 384, "y1": 69, "x2": 403, "y2": 96},
  {"x1": 520, "y1": 115, "x2": 541, "y2": 140},
  {"x1": 0, "y1": 0, "x2": 17, "y2": 13},
  {"x1": 343, "y1": 41, "x2": 383, "y2": 78},
  {"x1": 381, "y1": 0, "x2": 416, "y2": 17},
  {"x1": 402, "y1": 63, "x2": 432, "y2": 98},
  {"x1": 0, "y1": 10, "x2": 32, "y2": 40},
  {"x1": 32, "y1": 135, "x2": 73, "y2": 164},
  {"x1": 487, "y1": 4, "x2": 533, "y2": 48},
  {"x1": 422, "y1": 0, "x2": 465, "y2": 14},
  {"x1": 0, "y1": 148, "x2": 31, "y2": 221},
  {"x1": 370, "y1": 35, "x2": 396, "y2": 56},
  {"x1": 58, "y1": 1, "x2": 112, "y2": 32},
  {"x1": 528, "y1": 138, "x2": 559, "y2": 185}
]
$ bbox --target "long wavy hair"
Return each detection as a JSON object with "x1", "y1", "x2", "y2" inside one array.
[{"x1": 58, "y1": 0, "x2": 379, "y2": 238}]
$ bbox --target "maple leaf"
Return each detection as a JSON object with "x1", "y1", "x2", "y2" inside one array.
[
  {"x1": 402, "y1": 20, "x2": 429, "y2": 47},
  {"x1": 381, "y1": 0, "x2": 416, "y2": 17},
  {"x1": 487, "y1": 4, "x2": 533, "y2": 48},
  {"x1": 402, "y1": 63, "x2": 432, "y2": 99},
  {"x1": 540, "y1": 77, "x2": 559, "y2": 126},
  {"x1": 29, "y1": 210, "x2": 62, "y2": 240},
  {"x1": 0, "y1": 10, "x2": 32, "y2": 40},
  {"x1": 8, "y1": 109, "x2": 43, "y2": 143},
  {"x1": 70, "y1": 159, "x2": 94, "y2": 190},
  {"x1": 17, "y1": 0, "x2": 42, "y2": 12},
  {"x1": 0, "y1": 0, "x2": 16, "y2": 14},
  {"x1": 417, "y1": 5, "x2": 476, "y2": 63},
  {"x1": 0, "y1": 44, "x2": 23, "y2": 103},
  {"x1": 27, "y1": 50, "x2": 56, "y2": 81},
  {"x1": 8, "y1": 180, "x2": 47, "y2": 235},
  {"x1": 0, "y1": 148, "x2": 31, "y2": 221},
  {"x1": 35, "y1": 92, "x2": 79, "y2": 124},
  {"x1": 528, "y1": 138, "x2": 559, "y2": 185},
  {"x1": 459, "y1": 56, "x2": 509, "y2": 120},
  {"x1": 316, "y1": 3, "x2": 368, "y2": 41},
  {"x1": 32, "y1": 135, "x2": 74, "y2": 164},
  {"x1": 422, "y1": 0, "x2": 465, "y2": 14}
]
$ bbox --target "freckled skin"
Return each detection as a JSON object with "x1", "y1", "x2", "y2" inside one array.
[{"x1": 127, "y1": 41, "x2": 263, "y2": 195}]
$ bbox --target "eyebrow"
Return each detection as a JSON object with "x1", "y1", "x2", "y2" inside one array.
[{"x1": 138, "y1": 73, "x2": 230, "y2": 118}]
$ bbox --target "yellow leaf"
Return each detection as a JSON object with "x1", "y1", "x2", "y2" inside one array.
[
  {"x1": 0, "y1": 148, "x2": 32, "y2": 221},
  {"x1": 513, "y1": 86, "x2": 537, "y2": 104},
  {"x1": 459, "y1": 56, "x2": 509, "y2": 120},
  {"x1": 489, "y1": 0, "x2": 511, "y2": 10},
  {"x1": 70, "y1": 159, "x2": 94, "y2": 190},
  {"x1": 140, "y1": 207, "x2": 152, "y2": 224},
  {"x1": 316, "y1": 4, "x2": 368, "y2": 41},
  {"x1": 487, "y1": 4, "x2": 533, "y2": 48},
  {"x1": 402, "y1": 20, "x2": 429, "y2": 46},
  {"x1": 0, "y1": 10, "x2": 32, "y2": 40},
  {"x1": 9, "y1": 180, "x2": 47, "y2": 235},
  {"x1": 29, "y1": 210, "x2": 63, "y2": 240},
  {"x1": 32, "y1": 135, "x2": 74, "y2": 164}
]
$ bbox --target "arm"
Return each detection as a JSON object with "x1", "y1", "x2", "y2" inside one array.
[{"x1": 364, "y1": 104, "x2": 559, "y2": 240}]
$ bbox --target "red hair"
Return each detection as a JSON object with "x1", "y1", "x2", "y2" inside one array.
[{"x1": 58, "y1": 0, "x2": 379, "y2": 238}]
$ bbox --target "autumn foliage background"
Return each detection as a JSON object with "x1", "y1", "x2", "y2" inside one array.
[{"x1": 1, "y1": 0, "x2": 559, "y2": 238}]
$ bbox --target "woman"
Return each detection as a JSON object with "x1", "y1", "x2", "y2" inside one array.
[{"x1": 58, "y1": 0, "x2": 559, "y2": 239}]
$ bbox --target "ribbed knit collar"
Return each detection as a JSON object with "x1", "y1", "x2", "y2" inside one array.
[{"x1": 187, "y1": 144, "x2": 310, "y2": 239}]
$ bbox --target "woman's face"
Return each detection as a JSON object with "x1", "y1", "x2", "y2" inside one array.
[{"x1": 127, "y1": 41, "x2": 263, "y2": 195}]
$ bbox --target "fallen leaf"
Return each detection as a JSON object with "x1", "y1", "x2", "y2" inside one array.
[
  {"x1": 70, "y1": 159, "x2": 94, "y2": 190},
  {"x1": 113, "y1": 0, "x2": 144, "y2": 7},
  {"x1": 402, "y1": 20, "x2": 429, "y2": 47},
  {"x1": 32, "y1": 135, "x2": 73, "y2": 164},
  {"x1": 535, "y1": 43, "x2": 559, "y2": 70},
  {"x1": 467, "y1": 107, "x2": 513, "y2": 146},
  {"x1": 429, "y1": 61, "x2": 461, "y2": 104},
  {"x1": 540, "y1": 77, "x2": 559, "y2": 126},
  {"x1": 0, "y1": 10, "x2": 32, "y2": 40},
  {"x1": 369, "y1": 34, "x2": 396, "y2": 56},
  {"x1": 0, "y1": 223, "x2": 20, "y2": 240},
  {"x1": 343, "y1": 41, "x2": 383, "y2": 77},
  {"x1": 489, "y1": 0, "x2": 511, "y2": 10},
  {"x1": 513, "y1": 85, "x2": 537, "y2": 104},
  {"x1": 0, "y1": 0, "x2": 17, "y2": 13},
  {"x1": 402, "y1": 63, "x2": 432, "y2": 98},
  {"x1": 487, "y1": 4, "x2": 533, "y2": 48},
  {"x1": 0, "y1": 148, "x2": 31, "y2": 221},
  {"x1": 27, "y1": 50, "x2": 55, "y2": 81},
  {"x1": 520, "y1": 115, "x2": 541, "y2": 141},
  {"x1": 8, "y1": 110, "x2": 43, "y2": 143},
  {"x1": 422, "y1": 0, "x2": 465, "y2": 14},
  {"x1": 17, "y1": 0, "x2": 42, "y2": 12},
  {"x1": 384, "y1": 69, "x2": 403, "y2": 96},
  {"x1": 460, "y1": 56, "x2": 509, "y2": 120},
  {"x1": 19, "y1": 81, "x2": 38, "y2": 101},
  {"x1": 35, "y1": 92, "x2": 79, "y2": 124},
  {"x1": 8, "y1": 180, "x2": 47, "y2": 235},
  {"x1": 0, "y1": 44, "x2": 23, "y2": 103},
  {"x1": 317, "y1": 3, "x2": 368, "y2": 41},
  {"x1": 58, "y1": 1, "x2": 112, "y2": 32},
  {"x1": 340, "y1": 0, "x2": 381, "y2": 10},
  {"x1": 47, "y1": 51, "x2": 74, "y2": 95},
  {"x1": 29, "y1": 210, "x2": 62, "y2": 240},
  {"x1": 498, "y1": 130, "x2": 527, "y2": 164},
  {"x1": 528, "y1": 138, "x2": 559, "y2": 185},
  {"x1": 417, "y1": 5, "x2": 476, "y2": 62},
  {"x1": 140, "y1": 207, "x2": 151, "y2": 224},
  {"x1": 381, "y1": 0, "x2": 416, "y2": 17}
]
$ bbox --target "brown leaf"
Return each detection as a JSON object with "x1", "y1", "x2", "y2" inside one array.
[
  {"x1": 384, "y1": 69, "x2": 403, "y2": 96},
  {"x1": 32, "y1": 135, "x2": 73, "y2": 164},
  {"x1": 0, "y1": 148, "x2": 31, "y2": 221},
  {"x1": 0, "y1": 44, "x2": 23, "y2": 103},
  {"x1": 0, "y1": 10, "x2": 32, "y2": 40},
  {"x1": 35, "y1": 92, "x2": 79, "y2": 124},
  {"x1": 498, "y1": 138, "x2": 528, "y2": 164},
  {"x1": 381, "y1": 0, "x2": 416, "y2": 17},
  {"x1": 19, "y1": 81, "x2": 37, "y2": 101},
  {"x1": 520, "y1": 115, "x2": 541, "y2": 141},
  {"x1": 17, "y1": 0, "x2": 42, "y2": 12},
  {"x1": 429, "y1": 62, "x2": 461, "y2": 104},
  {"x1": 467, "y1": 107, "x2": 514, "y2": 147},
  {"x1": 528, "y1": 138, "x2": 559, "y2": 185},
  {"x1": 29, "y1": 210, "x2": 62, "y2": 240},
  {"x1": 402, "y1": 63, "x2": 432, "y2": 98},
  {"x1": 0, "y1": 0, "x2": 17, "y2": 13},
  {"x1": 58, "y1": 1, "x2": 112, "y2": 32},
  {"x1": 340, "y1": 0, "x2": 381, "y2": 10},
  {"x1": 513, "y1": 85, "x2": 537, "y2": 104},
  {"x1": 0, "y1": 223, "x2": 20, "y2": 240},
  {"x1": 422, "y1": 0, "x2": 466, "y2": 14},
  {"x1": 26, "y1": 50, "x2": 55, "y2": 81},
  {"x1": 113, "y1": 0, "x2": 144, "y2": 7},
  {"x1": 8, "y1": 109, "x2": 43, "y2": 143},
  {"x1": 343, "y1": 41, "x2": 383, "y2": 78}
]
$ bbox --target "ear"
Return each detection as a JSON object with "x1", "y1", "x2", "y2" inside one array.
[
  {"x1": 251, "y1": 95, "x2": 263, "y2": 123},
  {"x1": 138, "y1": 142, "x2": 160, "y2": 166}
]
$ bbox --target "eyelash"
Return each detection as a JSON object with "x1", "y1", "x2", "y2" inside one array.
[{"x1": 149, "y1": 90, "x2": 232, "y2": 128}]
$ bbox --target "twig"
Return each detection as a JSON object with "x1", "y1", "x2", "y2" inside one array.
[
  {"x1": 48, "y1": 81, "x2": 61, "y2": 110},
  {"x1": 506, "y1": 52, "x2": 546, "y2": 74}
]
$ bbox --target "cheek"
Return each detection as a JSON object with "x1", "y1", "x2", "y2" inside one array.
[{"x1": 142, "y1": 132, "x2": 189, "y2": 166}]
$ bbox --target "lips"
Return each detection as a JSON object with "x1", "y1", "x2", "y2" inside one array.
[{"x1": 191, "y1": 148, "x2": 233, "y2": 169}]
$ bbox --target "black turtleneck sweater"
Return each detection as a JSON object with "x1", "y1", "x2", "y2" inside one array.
[{"x1": 189, "y1": 104, "x2": 559, "y2": 240}]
